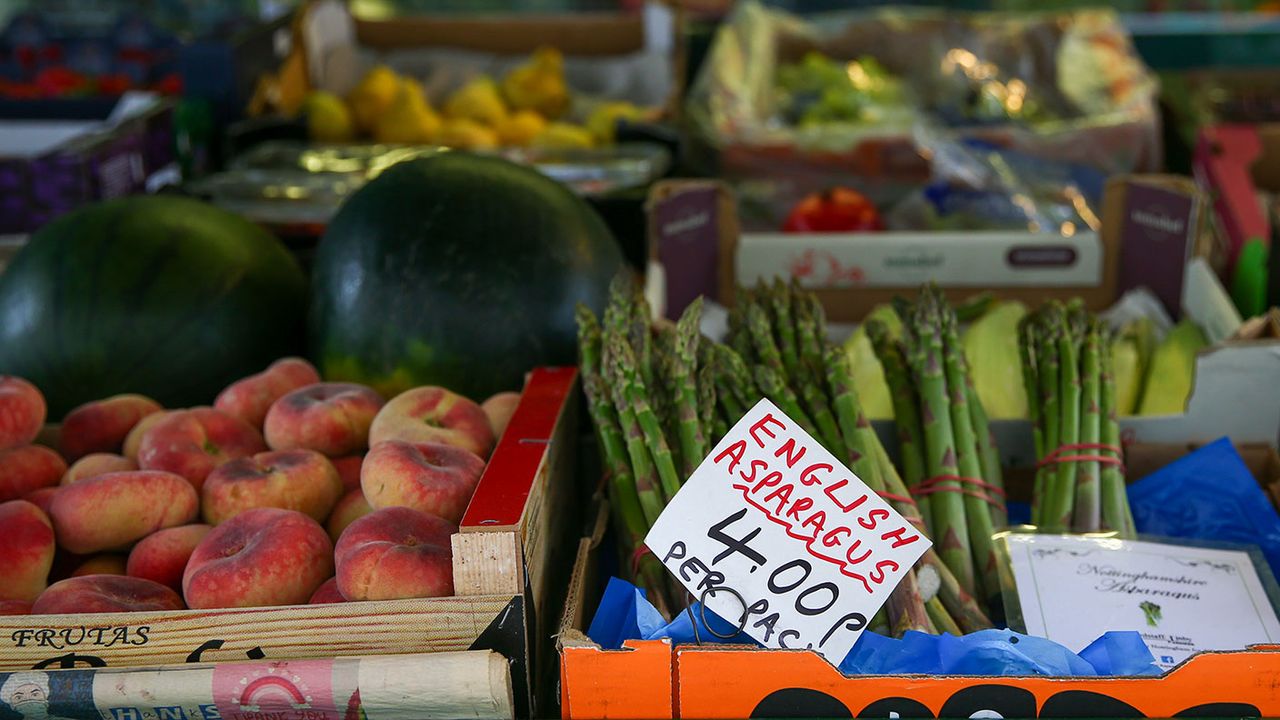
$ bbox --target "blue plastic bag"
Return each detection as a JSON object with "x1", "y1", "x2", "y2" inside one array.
[
  {"x1": 1128, "y1": 437, "x2": 1280, "y2": 575},
  {"x1": 586, "y1": 577, "x2": 1163, "y2": 677}
]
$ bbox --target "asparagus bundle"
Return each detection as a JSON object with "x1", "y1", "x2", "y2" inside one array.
[
  {"x1": 724, "y1": 279, "x2": 992, "y2": 636},
  {"x1": 575, "y1": 274, "x2": 711, "y2": 614},
  {"x1": 1020, "y1": 302, "x2": 1135, "y2": 536},
  {"x1": 867, "y1": 285, "x2": 1007, "y2": 606},
  {"x1": 579, "y1": 274, "x2": 991, "y2": 636}
]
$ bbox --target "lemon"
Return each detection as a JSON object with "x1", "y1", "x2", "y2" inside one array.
[
  {"x1": 532, "y1": 122, "x2": 595, "y2": 150},
  {"x1": 437, "y1": 118, "x2": 499, "y2": 150},
  {"x1": 304, "y1": 91, "x2": 355, "y2": 143},
  {"x1": 348, "y1": 65, "x2": 401, "y2": 135},
  {"x1": 444, "y1": 76, "x2": 508, "y2": 127},
  {"x1": 495, "y1": 110, "x2": 548, "y2": 147},
  {"x1": 373, "y1": 80, "x2": 442, "y2": 145}
]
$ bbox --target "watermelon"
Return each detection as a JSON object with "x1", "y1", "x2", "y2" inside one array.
[
  {"x1": 310, "y1": 152, "x2": 625, "y2": 401},
  {"x1": 0, "y1": 196, "x2": 308, "y2": 418}
]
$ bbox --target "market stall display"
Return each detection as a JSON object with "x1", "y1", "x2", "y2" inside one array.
[
  {"x1": 686, "y1": 1, "x2": 1160, "y2": 229},
  {"x1": 7, "y1": 2, "x2": 1280, "y2": 718}
]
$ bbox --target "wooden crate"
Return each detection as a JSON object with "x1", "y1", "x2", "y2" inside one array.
[{"x1": 1, "y1": 366, "x2": 582, "y2": 719}]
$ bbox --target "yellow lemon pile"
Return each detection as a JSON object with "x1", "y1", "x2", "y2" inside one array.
[{"x1": 301, "y1": 47, "x2": 645, "y2": 150}]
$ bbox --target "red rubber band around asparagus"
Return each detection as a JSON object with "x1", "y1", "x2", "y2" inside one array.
[{"x1": 1036, "y1": 443, "x2": 1125, "y2": 473}]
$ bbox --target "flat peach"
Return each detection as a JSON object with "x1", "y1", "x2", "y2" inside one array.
[
  {"x1": 335, "y1": 506, "x2": 456, "y2": 601},
  {"x1": 309, "y1": 577, "x2": 346, "y2": 604},
  {"x1": 183, "y1": 508, "x2": 332, "y2": 609},
  {"x1": 0, "y1": 600, "x2": 30, "y2": 615},
  {"x1": 327, "y1": 488, "x2": 373, "y2": 542},
  {"x1": 369, "y1": 386, "x2": 495, "y2": 458},
  {"x1": 481, "y1": 391, "x2": 521, "y2": 440},
  {"x1": 202, "y1": 449, "x2": 342, "y2": 525},
  {"x1": 123, "y1": 410, "x2": 177, "y2": 460},
  {"x1": 215, "y1": 357, "x2": 320, "y2": 429},
  {"x1": 137, "y1": 408, "x2": 266, "y2": 491},
  {"x1": 61, "y1": 453, "x2": 137, "y2": 485},
  {"x1": 32, "y1": 575, "x2": 184, "y2": 614},
  {"x1": 332, "y1": 455, "x2": 364, "y2": 492},
  {"x1": 361, "y1": 440, "x2": 485, "y2": 523},
  {"x1": 127, "y1": 524, "x2": 212, "y2": 592},
  {"x1": 50, "y1": 471, "x2": 199, "y2": 554},
  {"x1": 22, "y1": 486, "x2": 58, "y2": 515},
  {"x1": 264, "y1": 383, "x2": 384, "y2": 457},
  {"x1": 0, "y1": 377, "x2": 45, "y2": 450},
  {"x1": 60, "y1": 394, "x2": 162, "y2": 460},
  {"x1": 0, "y1": 445, "x2": 67, "y2": 502},
  {"x1": 0, "y1": 500, "x2": 55, "y2": 602},
  {"x1": 70, "y1": 555, "x2": 126, "y2": 577}
]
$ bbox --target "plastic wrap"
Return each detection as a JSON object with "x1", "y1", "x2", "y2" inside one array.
[
  {"x1": 1128, "y1": 438, "x2": 1280, "y2": 576},
  {"x1": 886, "y1": 130, "x2": 1105, "y2": 233},
  {"x1": 687, "y1": 1, "x2": 1160, "y2": 229},
  {"x1": 587, "y1": 576, "x2": 1163, "y2": 677}
]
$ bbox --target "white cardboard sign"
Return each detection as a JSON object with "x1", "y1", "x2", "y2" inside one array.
[{"x1": 644, "y1": 399, "x2": 931, "y2": 663}]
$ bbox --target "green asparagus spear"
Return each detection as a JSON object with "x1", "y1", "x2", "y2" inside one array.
[
  {"x1": 673, "y1": 299, "x2": 707, "y2": 477},
  {"x1": 769, "y1": 277, "x2": 804, "y2": 380},
  {"x1": 1073, "y1": 322, "x2": 1102, "y2": 532},
  {"x1": 966, "y1": 380, "x2": 1006, "y2": 529},
  {"x1": 753, "y1": 364, "x2": 820, "y2": 440},
  {"x1": 611, "y1": 336, "x2": 682, "y2": 502},
  {"x1": 1018, "y1": 318, "x2": 1044, "y2": 524},
  {"x1": 1099, "y1": 329, "x2": 1135, "y2": 538},
  {"x1": 1033, "y1": 310, "x2": 1062, "y2": 528},
  {"x1": 939, "y1": 295, "x2": 998, "y2": 601},
  {"x1": 868, "y1": 319, "x2": 931, "y2": 527},
  {"x1": 1045, "y1": 307, "x2": 1081, "y2": 531},
  {"x1": 907, "y1": 289, "x2": 976, "y2": 596}
]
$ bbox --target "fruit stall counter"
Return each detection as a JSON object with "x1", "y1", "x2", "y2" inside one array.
[{"x1": 0, "y1": 367, "x2": 583, "y2": 720}]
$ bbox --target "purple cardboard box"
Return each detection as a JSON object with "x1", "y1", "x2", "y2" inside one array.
[
  {"x1": 648, "y1": 182, "x2": 736, "y2": 321},
  {"x1": 0, "y1": 101, "x2": 173, "y2": 234},
  {"x1": 1114, "y1": 177, "x2": 1207, "y2": 316}
]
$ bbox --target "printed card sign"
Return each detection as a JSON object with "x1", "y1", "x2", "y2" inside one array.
[
  {"x1": 1003, "y1": 533, "x2": 1280, "y2": 670},
  {"x1": 645, "y1": 399, "x2": 931, "y2": 663}
]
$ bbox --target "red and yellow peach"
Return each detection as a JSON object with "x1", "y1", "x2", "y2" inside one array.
[
  {"x1": 368, "y1": 386, "x2": 495, "y2": 458},
  {"x1": 49, "y1": 471, "x2": 198, "y2": 554},
  {"x1": 263, "y1": 383, "x2": 384, "y2": 457},
  {"x1": 60, "y1": 394, "x2": 162, "y2": 460},
  {"x1": 214, "y1": 357, "x2": 321, "y2": 429},
  {"x1": 201, "y1": 449, "x2": 342, "y2": 525},
  {"x1": 335, "y1": 506, "x2": 456, "y2": 601},
  {"x1": 183, "y1": 508, "x2": 332, "y2": 609},
  {"x1": 0, "y1": 500, "x2": 55, "y2": 602},
  {"x1": 361, "y1": 440, "x2": 485, "y2": 524},
  {"x1": 136, "y1": 408, "x2": 266, "y2": 491}
]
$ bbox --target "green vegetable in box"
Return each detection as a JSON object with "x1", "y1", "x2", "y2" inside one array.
[
  {"x1": 962, "y1": 300, "x2": 1028, "y2": 419},
  {"x1": 1135, "y1": 320, "x2": 1207, "y2": 417},
  {"x1": 0, "y1": 196, "x2": 308, "y2": 418},
  {"x1": 840, "y1": 304, "x2": 899, "y2": 420}
]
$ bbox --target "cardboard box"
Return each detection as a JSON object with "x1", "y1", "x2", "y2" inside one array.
[
  {"x1": 648, "y1": 179, "x2": 1128, "y2": 323},
  {"x1": 1, "y1": 367, "x2": 582, "y2": 719},
  {"x1": 558, "y1": 497, "x2": 1280, "y2": 719},
  {"x1": 1195, "y1": 123, "x2": 1280, "y2": 274},
  {"x1": 1112, "y1": 175, "x2": 1215, "y2": 316}
]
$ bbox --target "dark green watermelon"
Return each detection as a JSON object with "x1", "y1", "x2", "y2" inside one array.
[
  {"x1": 309, "y1": 152, "x2": 625, "y2": 401},
  {"x1": 0, "y1": 196, "x2": 308, "y2": 418}
]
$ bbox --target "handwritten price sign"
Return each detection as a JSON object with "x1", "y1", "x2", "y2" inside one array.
[{"x1": 645, "y1": 399, "x2": 930, "y2": 663}]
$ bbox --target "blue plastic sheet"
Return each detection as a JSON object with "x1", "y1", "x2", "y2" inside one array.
[
  {"x1": 1128, "y1": 437, "x2": 1280, "y2": 575},
  {"x1": 587, "y1": 577, "x2": 1163, "y2": 677},
  {"x1": 840, "y1": 629, "x2": 1161, "y2": 677}
]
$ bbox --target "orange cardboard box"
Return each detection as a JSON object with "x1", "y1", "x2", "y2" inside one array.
[{"x1": 558, "y1": 478, "x2": 1280, "y2": 719}]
